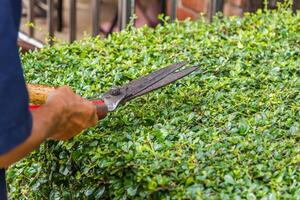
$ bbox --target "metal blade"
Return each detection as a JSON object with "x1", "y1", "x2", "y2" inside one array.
[
  {"x1": 122, "y1": 66, "x2": 199, "y2": 103},
  {"x1": 124, "y1": 61, "x2": 187, "y2": 99},
  {"x1": 101, "y1": 62, "x2": 196, "y2": 112}
]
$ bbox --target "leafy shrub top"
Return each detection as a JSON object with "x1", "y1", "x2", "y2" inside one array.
[{"x1": 8, "y1": 7, "x2": 300, "y2": 200}]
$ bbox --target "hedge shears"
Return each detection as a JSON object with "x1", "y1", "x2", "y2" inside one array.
[{"x1": 28, "y1": 62, "x2": 198, "y2": 120}]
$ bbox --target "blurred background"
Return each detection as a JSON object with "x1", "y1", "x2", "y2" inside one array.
[{"x1": 19, "y1": 0, "x2": 300, "y2": 51}]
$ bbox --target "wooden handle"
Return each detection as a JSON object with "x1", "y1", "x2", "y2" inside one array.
[{"x1": 27, "y1": 84, "x2": 56, "y2": 105}]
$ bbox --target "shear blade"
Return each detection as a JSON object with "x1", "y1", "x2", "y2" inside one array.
[
  {"x1": 124, "y1": 61, "x2": 188, "y2": 99},
  {"x1": 102, "y1": 62, "x2": 198, "y2": 111},
  {"x1": 122, "y1": 65, "x2": 198, "y2": 103}
]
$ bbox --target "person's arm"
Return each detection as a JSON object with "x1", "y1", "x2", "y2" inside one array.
[
  {"x1": 0, "y1": 1, "x2": 99, "y2": 168},
  {"x1": 0, "y1": 86, "x2": 98, "y2": 168}
]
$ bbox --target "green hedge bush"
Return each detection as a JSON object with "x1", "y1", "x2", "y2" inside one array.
[{"x1": 8, "y1": 6, "x2": 300, "y2": 200}]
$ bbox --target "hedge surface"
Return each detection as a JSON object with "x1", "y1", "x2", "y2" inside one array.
[{"x1": 8, "y1": 6, "x2": 300, "y2": 200}]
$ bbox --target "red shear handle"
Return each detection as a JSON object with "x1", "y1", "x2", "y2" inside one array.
[
  {"x1": 30, "y1": 100, "x2": 108, "y2": 120},
  {"x1": 93, "y1": 100, "x2": 108, "y2": 120}
]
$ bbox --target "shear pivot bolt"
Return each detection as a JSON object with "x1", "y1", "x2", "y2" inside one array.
[{"x1": 109, "y1": 87, "x2": 121, "y2": 96}]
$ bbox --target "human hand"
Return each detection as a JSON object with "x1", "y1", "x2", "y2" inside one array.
[
  {"x1": 0, "y1": 86, "x2": 99, "y2": 168},
  {"x1": 43, "y1": 86, "x2": 98, "y2": 141}
]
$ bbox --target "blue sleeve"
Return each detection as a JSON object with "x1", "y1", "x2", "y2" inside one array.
[{"x1": 0, "y1": 0, "x2": 32, "y2": 155}]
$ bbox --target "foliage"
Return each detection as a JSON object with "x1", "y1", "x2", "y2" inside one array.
[{"x1": 7, "y1": 6, "x2": 300, "y2": 200}]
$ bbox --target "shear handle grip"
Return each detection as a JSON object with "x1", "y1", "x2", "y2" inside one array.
[
  {"x1": 27, "y1": 84, "x2": 54, "y2": 105},
  {"x1": 27, "y1": 84, "x2": 108, "y2": 120}
]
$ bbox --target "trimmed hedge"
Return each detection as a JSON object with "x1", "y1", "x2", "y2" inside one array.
[{"x1": 8, "y1": 5, "x2": 300, "y2": 200}]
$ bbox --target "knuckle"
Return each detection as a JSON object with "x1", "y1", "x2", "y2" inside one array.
[{"x1": 59, "y1": 86, "x2": 73, "y2": 94}]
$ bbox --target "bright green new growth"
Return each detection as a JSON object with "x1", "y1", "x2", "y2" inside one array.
[{"x1": 8, "y1": 6, "x2": 300, "y2": 200}]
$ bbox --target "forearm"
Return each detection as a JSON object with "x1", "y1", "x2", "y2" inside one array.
[
  {"x1": 0, "y1": 105, "x2": 60, "y2": 168},
  {"x1": 0, "y1": 86, "x2": 98, "y2": 168}
]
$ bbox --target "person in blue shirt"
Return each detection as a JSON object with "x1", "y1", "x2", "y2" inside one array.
[{"x1": 0, "y1": 1, "x2": 100, "y2": 199}]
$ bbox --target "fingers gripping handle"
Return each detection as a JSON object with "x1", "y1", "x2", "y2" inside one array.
[
  {"x1": 29, "y1": 100, "x2": 108, "y2": 120},
  {"x1": 27, "y1": 84, "x2": 108, "y2": 120}
]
